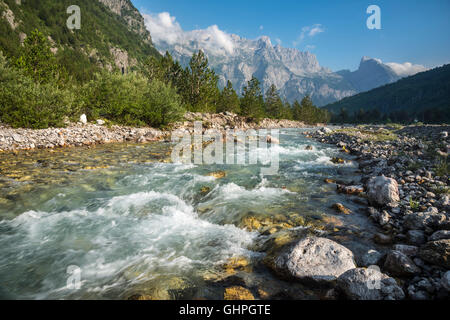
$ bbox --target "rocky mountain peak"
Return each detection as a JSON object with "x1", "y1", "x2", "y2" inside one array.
[
  {"x1": 97, "y1": 0, "x2": 152, "y2": 44},
  {"x1": 257, "y1": 36, "x2": 273, "y2": 48}
]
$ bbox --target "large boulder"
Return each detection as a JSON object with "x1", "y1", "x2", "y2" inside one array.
[
  {"x1": 383, "y1": 250, "x2": 421, "y2": 277},
  {"x1": 366, "y1": 176, "x2": 400, "y2": 207},
  {"x1": 337, "y1": 268, "x2": 405, "y2": 300},
  {"x1": 269, "y1": 237, "x2": 356, "y2": 286},
  {"x1": 403, "y1": 208, "x2": 449, "y2": 231},
  {"x1": 418, "y1": 240, "x2": 450, "y2": 268}
]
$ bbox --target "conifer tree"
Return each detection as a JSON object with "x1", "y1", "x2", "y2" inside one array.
[
  {"x1": 183, "y1": 50, "x2": 219, "y2": 112},
  {"x1": 217, "y1": 80, "x2": 240, "y2": 114},
  {"x1": 15, "y1": 29, "x2": 61, "y2": 84},
  {"x1": 240, "y1": 76, "x2": 265, "y2": 121},
  {"x1": 264, "y1": 84, "x2": 284, "y2": 119}
]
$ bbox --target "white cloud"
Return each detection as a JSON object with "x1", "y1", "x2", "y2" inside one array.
[
  {"x1": 143, "y1": 12, "x2": 183, "y2": 45},
  {"x1": 293, "y1": 24, "x2": 324, "y2": 47},
  {"x1": 259, "y1": 25, "x2": 264, "y2": 31},
  {"x1": 143, "y1": 12, "x2": 235, "y2": 55},
  {"x1": 385, "y1": 62, "x2": 428, "y2": 77},
  {"x1": 308, "y1": 25, "x2": 324, "y2": 37}
]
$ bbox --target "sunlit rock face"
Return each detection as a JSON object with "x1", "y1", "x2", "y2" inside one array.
[{"x1": 149, "y1": 19, "x2": 406, "y2": 106}]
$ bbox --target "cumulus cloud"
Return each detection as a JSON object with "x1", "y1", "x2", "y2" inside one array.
[
  {"x1": 308, "y1": 24, "x2": 325, "y2": 37},
  {"x1": 143, "y1": 12, "x2": 235, "y2": 55},
  {"x1": 143, "y1": 12, "x2": 183, "y2": 45},
  {"x1": 385, "y1": 62, "x2": 428, "y2": 77},
  {"x1": 293, "y1": 24, "x2": 324, "y2": 47}
]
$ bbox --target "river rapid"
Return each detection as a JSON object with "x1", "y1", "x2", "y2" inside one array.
[{"x1": 0, "y1": 128, "x2": 383, "y2": 299}]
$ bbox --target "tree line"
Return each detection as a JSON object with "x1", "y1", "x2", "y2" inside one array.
[
  {"x1": 331, "y1": 107, "x2": 449, "y2": 124},
  {"x1": 0, "y1": 29, "x2": 330, "y2": 129}
]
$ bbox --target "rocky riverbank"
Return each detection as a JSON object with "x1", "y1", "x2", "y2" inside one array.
[
  {"x1": 303, "y1": 124, "x2": 449, "y2": 300},
  {"x1": 0, "y1": 112, "x2": 307, "y2": 152}
]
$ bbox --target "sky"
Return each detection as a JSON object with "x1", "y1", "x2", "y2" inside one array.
[{"x1": 131, "y1": 0, "x2": 450, "y2": 72}]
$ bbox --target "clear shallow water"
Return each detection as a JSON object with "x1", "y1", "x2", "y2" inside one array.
[{"x1": 0, "y1": 129, "x2": 381, "y2": 300}]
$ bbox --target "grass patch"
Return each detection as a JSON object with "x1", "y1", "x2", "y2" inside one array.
[
  {"x1": 409, "y1": 197, "x2": 420, "y2": 211},
  {"x1": 435, "y1": 157, "x2": 449, "y2": 177},
  {"x1": 407, "y1": 161, "x2": 422, "y2": 172},
  {"x1": 431, "y1": 186, "x2": 450, "y2": 195},
  {"x1": 334, "y1": 127, "x2": 398, "y2": 142}
]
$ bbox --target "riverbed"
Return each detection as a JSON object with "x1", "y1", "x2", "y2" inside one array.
[{"x1": 0, "y1": 128, "x2": 383, "y2": 299}]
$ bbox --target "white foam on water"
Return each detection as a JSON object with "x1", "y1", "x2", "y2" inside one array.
[
  {"x1": 216, "y1": 182, "x2": 292, "y2": 201},
  {"x1": 0, "y1": 190, "x2": 255, "y2": 299}
]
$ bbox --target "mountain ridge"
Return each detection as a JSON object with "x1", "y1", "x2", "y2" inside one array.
[
  {"x1": 0, "y1": 0, "x2": 160, "y2": 81},
  {"x1": 324, "y1": 64, "x2": 450, "y2": 123},
  {"x1": 149, "y1": 21, "x2": 414, "y2": 106}
]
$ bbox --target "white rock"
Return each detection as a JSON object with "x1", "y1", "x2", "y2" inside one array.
[
  {"x1": 271, "y1": 237, "x2": 356, "y2": 285},
  {"x1": 79, "y1": 114, "x2": 87, "y2": 125},
  {"x1": 322, "y1": 127, "x2": 333, "y2": 134},
  {"x1": 366, "y1": 175, "x2": 400, "y2": 207},
  {"x1": 96, "y1": 119, "x2": 105, "y2": 125}
]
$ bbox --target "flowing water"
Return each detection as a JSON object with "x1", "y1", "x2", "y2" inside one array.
[{"x1": 0, "y1": 128, "x2": 383, "y2": 300}]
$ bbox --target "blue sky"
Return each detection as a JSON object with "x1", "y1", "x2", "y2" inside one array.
[{"x1": 132, "y1": 0, "x2": 450, "y2": 71}]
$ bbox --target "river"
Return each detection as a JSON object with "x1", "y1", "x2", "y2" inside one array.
[{"x1": 0, "y1": 128, "x2": 382, "y2": 299}]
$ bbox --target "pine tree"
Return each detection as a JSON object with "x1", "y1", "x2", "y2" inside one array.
[
  {"x1": 217, "y1": 80, "x2": 240, "y2": 114},
  {"x1": 15, "y1": 29, "x2": 61, "y2": 84},
  {"x1": 281, "y1": 100, "x2": 293, "y2": 120},
  {"x1": 264, "y1": 84, "x2": 284, "y2": 119},
  {"x1": 183, "y1": 50, "x2": 219, "y2": 112},
  {"x1": 240, "y1": 76, "x2": 265, "y2": 121},
  {"x1": 292, "y1": 100, "x2": 302, "y2": 121}
]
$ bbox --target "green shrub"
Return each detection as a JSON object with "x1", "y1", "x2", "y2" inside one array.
[
  {"x1": 0, "y1": 53, "x2": 73, "y2": 128},
  {"x1": 81, "y1": 72, "x2": 184, "y2": 127},
  {"x1": 141, "y1": 79, "x2": 184, "y2": 128}
]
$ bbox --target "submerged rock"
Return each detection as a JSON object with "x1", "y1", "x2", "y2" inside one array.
[
  {"x1": 207, "y1": 171, "x2": 227, "y2": 179},
  {"x1": 268, "y1": 236, "x2": 356, "y2": 286},
  {"x1": 332, "y1": 203, "x2": 351, "y2": 215},
  {"x1": 337, "y1": 184, "x2": 364, "y2": 195},
  {"x1": 337, "y1": 268, "x2": 405, "y2": 300},
  {"x1": 331, "y1": 157, "x2": 345, "y2": 164},
  {"x1": 224, "y1": 286, "x2": 255, "y2": 300}
]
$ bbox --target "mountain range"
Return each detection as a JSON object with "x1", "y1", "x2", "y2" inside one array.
[
  {"x1": 145, "y1": 12, "x2": 426, "y2": 106},
  {"x1": 1, "y1": 0, "x2": 431, "y2": 109},
  {"x1": 324, "y1": 64, "x2": 450, "y2": 123}
]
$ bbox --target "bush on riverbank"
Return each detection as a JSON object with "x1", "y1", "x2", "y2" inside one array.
[
  {"x1": 0, "y1": 29, "x2": 330, "y2": 129},
  {"x1": 81, "y1": 72, "x2": 184, "y2": 127},
  {"x1": 0, "y1": 52, "x2": 73, "y2": 129}
]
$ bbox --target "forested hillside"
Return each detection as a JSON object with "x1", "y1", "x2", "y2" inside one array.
[
  {"x1": 0, "y1": 0, "x2": 160, "y2": 81},
  {"x1": 325, "y1": 64, "x2": 450, "y2": 124}
]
